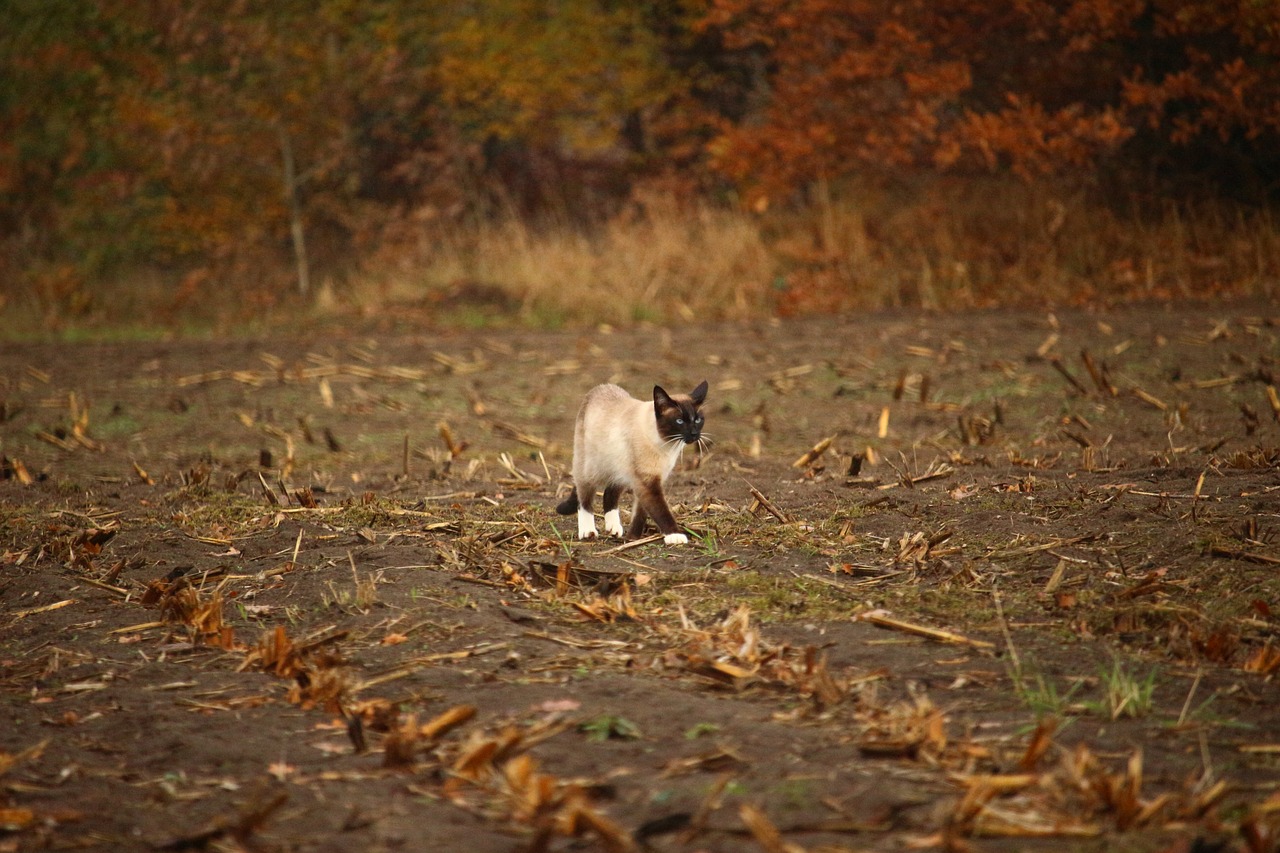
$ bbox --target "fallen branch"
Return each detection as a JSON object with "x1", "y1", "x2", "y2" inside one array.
[
  {"x1": 739, "y1": 803, "x2": 801, "y2": 853},
  {"x1": 77, "y1": 577, "x2": 130, "y2": 598},
  {"x1": 857, "y1": 610, "x2": 995, "y2": 649},
  {"x1": 747, "y1": 484, "x2": 792, "y2": 523},
  {"x1": 1174, "y1": 375, "x2": 1243, "y2": 390},
  {"x1": 792, "y1": 435, "x2": 835, "y2": 469},
  {"x1": 1048, "y1": 357, "x2": 1089, "y2": 395},
  {"x1": 1208, "y1": 546, "x2": 1280, "y2": 566},
  {"x1": 158, "y1": 787, "x2": 288, "y2": 850},
  {"x1": 598, "y1": 534, "x2": 664, "y2": 554},
  {"x1": 12, "y1": 599, "x2": 77, "y2": 618},
  {"x1": 1130, "y1": 387, "x2": 1168, "y2": 411},
  {"x1": 987, "y1": 535, "x2": 1092, "y2": 559},
  {"x1": 1080, "y1": 349, "x2": 1116, "y2": 396},
  {"x1": 490, "y1": 421, "x2": 548, "y2": 448},
  {"x1": 35, "y1": 431, "x2": 77, "y2": 452}
]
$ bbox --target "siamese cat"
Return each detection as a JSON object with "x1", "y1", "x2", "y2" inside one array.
[{"x1": 556, "y1": 380, "x2": 709, "y2": 545}]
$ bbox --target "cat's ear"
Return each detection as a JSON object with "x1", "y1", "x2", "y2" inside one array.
[
  {"x1": 653, "y1": 385, "x2": 675, "y2": 414},
  {"x1": 690, "y1": 380, "x2": 708, "y2": 406}
]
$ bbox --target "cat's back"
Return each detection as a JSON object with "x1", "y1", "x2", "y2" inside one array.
[
  {"x1": 582, "y1": 383, "x2": 634, "y2": 407},
  {"x1": 575, "y1": 382, "x2": 645, "y2": 461}
]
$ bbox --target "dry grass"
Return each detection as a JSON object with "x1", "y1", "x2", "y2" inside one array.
[
  {"x1": 350, "y1": 176, "x2": 1279, "y2": 325},
  {"x1": 356, "y1": 196, "x2": 776, "y2": 325},
  {"x1": 763, "y1": 177, "x2": 1280, "y2": 312},
  {"x1": 6, "y1": 176, "x2": 1278, "y2": 337}
]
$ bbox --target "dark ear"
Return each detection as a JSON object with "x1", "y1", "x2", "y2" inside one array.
[
  {"x1": 690, "y1": 380, "x2": 709, "y2": 406},
  {"x1": 653, "y1": 385, "x2": 674, "y2": 414}
]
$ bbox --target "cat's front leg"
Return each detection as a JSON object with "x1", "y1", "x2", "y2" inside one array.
[
  {"x1": 626, "y1": 502, "x2": 648, "y2": 540},
  {"x1": 635, "y1": 477, "x2": 688, "y2": 545},
  {"x1": 603, "y1": 510, "x2": 625, "y2": 538}
]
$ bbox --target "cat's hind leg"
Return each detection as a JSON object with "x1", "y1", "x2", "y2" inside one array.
[
  {"x1": 575, "y1": 483, "x2": 599, "y2": 540},
  {"x1": 555, "y1": 490, "x2": 579, "y2": 515},
  {"x1": 602, "y1": 484, "x2": 626, "y2": 538}
]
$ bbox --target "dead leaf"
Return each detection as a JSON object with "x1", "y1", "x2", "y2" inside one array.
[
  {"x1": 1018, "y1": 718, "x2": 1057, "y2": 771},
  {"x1": 536, "y1": 699, "x2": 581, "y2": 714},
  {"x1": 1243, "y1": 644, "x2": 1280, "y2": 675},
  {"x1": 739, "y1": 803, "x2": 805, "y2": 853},
  {"x1": 266, "y1": 761, "x2": 295, "y2": 781},
  {"x1": 419, "y1": 705, "x2": 476, "y2": 741}
]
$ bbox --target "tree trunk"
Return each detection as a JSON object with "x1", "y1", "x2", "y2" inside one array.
[{"x1": 279, "y1": 127, "x2": 311, "y2": 297}]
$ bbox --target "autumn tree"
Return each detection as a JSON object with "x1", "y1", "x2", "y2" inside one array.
[
  {"x1": 5, "y1": 0, "x2": 1280, "y2": 311},
  {"x1": 1116, "y1": 1, "x2": 1280, "y2": 199},
  {"x1": 3, "y1": 1, "x2": 703, "y2": 302},
  {"x1": 0, "y1": 1, "x2": 156, "y2": 284},
  {"x1": 701, "y1": 0, "x2": 970, "y2": 204},
  {"x1": 699, "y1": 0, "x2": 1280, "y2": 202},
  {"x1": 699, "y1": 0, "x2": 1137, "y2": 203},
  {"x1": 106, "y1": 1, "x2": 454, "y2": 295}
]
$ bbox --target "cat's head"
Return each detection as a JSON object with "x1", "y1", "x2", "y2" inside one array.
[{"x1": 653, "y1": 380, "x2": 708, "y2": 445}]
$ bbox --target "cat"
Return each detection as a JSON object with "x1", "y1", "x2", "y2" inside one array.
[{"x1": 555, "y1": 380, "x2": 709, "y2": 545}]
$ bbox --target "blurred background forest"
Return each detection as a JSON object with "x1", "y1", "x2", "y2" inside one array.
[{"x1": 3, "y1": 0, "x2": 1279, "y2": 334}]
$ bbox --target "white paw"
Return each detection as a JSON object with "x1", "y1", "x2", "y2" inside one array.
[
  {"x1": 663, "y1": 532, "x2": 689, "y2": 546},
  {"x1": 576, "y1": 508, "x2": 598, "y2": 540},
  {"x1": 603, "y1": 509, "x2": 624, "y2": 538}
]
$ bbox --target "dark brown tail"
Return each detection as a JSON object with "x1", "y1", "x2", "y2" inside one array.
[{"x1": 555, "y1": 492, "x2": 578, "y2": 515}]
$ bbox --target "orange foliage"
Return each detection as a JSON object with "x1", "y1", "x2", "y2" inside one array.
[
  {"x1": 1122, "y1": 4, "x2": 1280, "y2": 145},
  {"x1": 703, "y1": 0, "x2": 975, "y2": 202},
  {"x1": 702, "y1": 0, "x2": 1280, "y2": 196}
]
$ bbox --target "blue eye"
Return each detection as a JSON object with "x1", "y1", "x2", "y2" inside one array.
[
  {"x1": 695, "y1": 416, "x2": 703, "y2": 424},
  {"x1": 676, "y1": 418, "x2": 684, "y2": 425}
]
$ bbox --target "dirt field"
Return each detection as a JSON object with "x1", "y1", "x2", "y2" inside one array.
[{"x1": 2, "y1": 303, "x2": 1279, "y2": 853}]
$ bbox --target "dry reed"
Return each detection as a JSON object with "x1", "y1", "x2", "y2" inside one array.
[
  {"x1": 8, "y1": 176, "x2": 1277, "y2": 336},
  {"x1": 353, "y1": 177, "x2": 1278, "y2": 324}
]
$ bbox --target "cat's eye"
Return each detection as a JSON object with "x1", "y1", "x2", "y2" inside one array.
[
  {"x1": 695, "y1": 416, "x2": 703, "y2": 424},
  {"x1": 675, "y1": 418, "x2": 684, "y2": 425}
]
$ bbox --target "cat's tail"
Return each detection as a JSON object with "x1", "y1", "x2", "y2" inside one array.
[{"x1": 555, "y1": 491, "x2": 579, "y2": 515}]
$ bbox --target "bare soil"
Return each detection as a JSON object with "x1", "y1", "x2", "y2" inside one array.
[{"x1": 2, "y1": 303, "x2": 1279, "y2": 853}]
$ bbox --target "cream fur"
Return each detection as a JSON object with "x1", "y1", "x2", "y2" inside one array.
[
  {"x1": 603, "y1": 508, "x2": 624, "y2": 538},
  {"x1": 572, "y1": 383, "x2": 683, "y2": 494}
]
